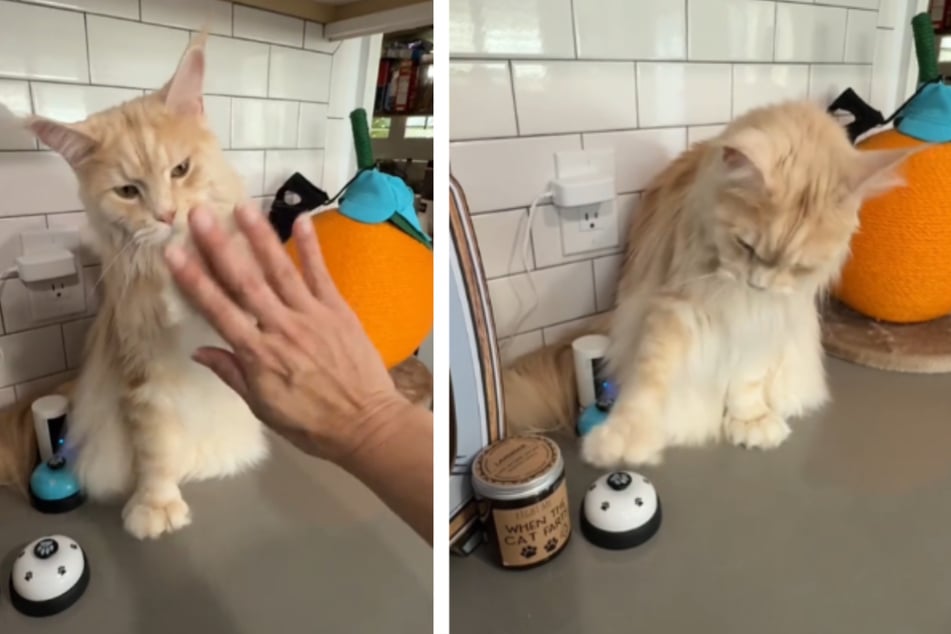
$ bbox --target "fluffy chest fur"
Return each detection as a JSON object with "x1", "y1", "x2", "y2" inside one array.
[{"x1": 67, "y1": 252, "x2": 268, "y2": 503}]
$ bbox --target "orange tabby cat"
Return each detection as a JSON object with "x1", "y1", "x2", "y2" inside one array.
[
  {"x1": 505, "y1": 101, "x2": 915, "y2": 467},
  {"x1": 0, "y1": 35, "x2": 268, "y2": 539}
]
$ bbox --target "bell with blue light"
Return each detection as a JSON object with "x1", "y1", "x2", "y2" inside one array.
[{"x1": 29, "y1": 394, "x2": 84, "y2": 514}]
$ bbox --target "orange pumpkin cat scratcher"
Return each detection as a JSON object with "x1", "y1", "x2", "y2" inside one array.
[
  {"x1": 279, "y1": 109, "x2": 433, "y2": 370},
  {"x1": 286, "y1": 210, "x2": 433, "y2": 369},
  {"x1": 835, "y1": 132, "x2": 951, "y2": 323},
  {"x1": 831, "y1": 12, "x2": 951, "y2": 324}
]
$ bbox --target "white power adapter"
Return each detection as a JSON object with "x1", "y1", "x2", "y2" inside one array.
[
  {"x1": 551, "y1": 174, "x2": 615, "y2": 208},
  {"x1": 15, "y1": 249, "x2": 77, "y2": 283}
]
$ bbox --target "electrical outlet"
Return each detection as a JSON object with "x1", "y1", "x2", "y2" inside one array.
[
  {"x1": 554, "y1": 150, "x2": 619, "y2": 255},
  {"x1": 26, "y1": 275, "x2": 86, "y2": 322},
  {"x1": 561, "y1": 201, "x2": 619, "y2": 255},
  {"x1": 18, "y1": 228, "x2": 86, "y2": 323}
]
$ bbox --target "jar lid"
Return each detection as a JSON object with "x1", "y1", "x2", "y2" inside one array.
[{"x1": 471, "y1": 436, "x2": 564, "y2": 502}]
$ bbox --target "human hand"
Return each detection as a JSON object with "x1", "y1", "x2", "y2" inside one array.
[{"x1": 164, "y1": 203, "x2": 409, "y2": 464}]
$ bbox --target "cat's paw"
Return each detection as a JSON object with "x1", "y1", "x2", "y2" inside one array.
[
  {"x1": 724, "y1": 411, "x2": 790, "y2": 450},
  {"x1": 122, "y1": 495, "x2": 191, "y2": 540},
  {"x1": 581, "y1": 418, "x2": 664, "y2": 468}
]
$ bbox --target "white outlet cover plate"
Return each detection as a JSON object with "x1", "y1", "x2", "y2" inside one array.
[
  {"x1": 19, "y1": 229, "x2": 86, "y2": 323},
  {"x1": 26, "y1": 271, "x2": 85, "y2": 322},
  {"x1": 561, "y1": 202, "x2": 619, "y2": 256},
  {"x1": 554, "y1": 149, "x2": 619, "y2": 256}
]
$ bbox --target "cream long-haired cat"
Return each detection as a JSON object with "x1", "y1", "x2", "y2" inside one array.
[
  {"x1": 505, "y1": 102, "x2": 915, "y2": 467},
  {"x1": 0, "y1": 36, "x2": 268, "y2": 538}
]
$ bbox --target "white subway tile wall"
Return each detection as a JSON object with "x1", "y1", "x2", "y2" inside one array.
[
  {"x1": 0, "y1": 0, "x2": 367, "y2": 401},
  {"x1": 450, "y1": 0, "x2": 906, "y2": 356}
]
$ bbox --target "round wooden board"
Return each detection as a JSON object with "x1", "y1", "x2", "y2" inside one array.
[
  {"x1": 391, "y1": 356, "x2": 433, "y2": 409},
  {"x1": 821, "y1": 300, "x2": 951, "y2": 374}
]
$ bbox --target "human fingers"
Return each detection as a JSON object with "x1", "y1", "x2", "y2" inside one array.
[
  {"x1": 165, "y1": 246, "x2": 262, "y2": 356},
  {"x1": 234, "y1": 203, "x2": 314, "y2": 312},
  {"x1": 188, "y1": 207, "x2": 287, "y2": 324}
]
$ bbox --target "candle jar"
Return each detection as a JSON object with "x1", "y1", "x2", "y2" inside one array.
[{"x1": 471, "y1": 436, "x2": 571, "y2": 569}]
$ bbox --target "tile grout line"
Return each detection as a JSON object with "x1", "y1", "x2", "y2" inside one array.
[
  {"x1": 486, "y1": 247, "x2": 627, "y2": 282},
  {"x1": 589, "y1": 258, "x2": 597, "y2": 315},
  {"x1": 772, "y1": 1, "x2": 779, "y2": 62},
  {"x1": 507, "y1": 60, "x2": 521, "y2": 136},
  {"x1": 843, "y1": 7, "x2": 852, "y2": 63},
  {"x1": 0, "y1": 74, "x2": 332, "y2": 106},
  {"x1": 725, "y1": 64, "x2": 736, "y2": 118},
  {"x1": 82, "y1": 11, "x2": 92, "y2": 83},
  {"x1": 684, "y1": 0, "x2": 689, "y2": 61},
  {"x1": 569, "y1": 0, "x2": 579, "y2": 59},
  {"x1": 633, "y1": 61, "x2": 640, "y2": 128},
  {"x1": 58, "y1": 323, "x2": 67, "y2": 372},
  {"x1": 448, "y1": 56, "x2": 872, "y2": 66}
]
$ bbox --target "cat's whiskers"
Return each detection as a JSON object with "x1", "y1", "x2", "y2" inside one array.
[
  {"x1": 672, "y1": 271, "x2": 722, "y2": 290},
  {"x1": 94, "y1": 234, "x2": 140, "y2": 291}
]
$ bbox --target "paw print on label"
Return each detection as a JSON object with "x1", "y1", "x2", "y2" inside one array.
[
  {"x1": 24, "y1": 571, "x2": 33, "y2": 582},
  {"x1": 635, "y1": 497, "x2": 643, "y2": 507},
  {"x1": 34, "y1": 538, "x2": 58, "y2": 559},
  {"x1": 520, "y1": 545, "x2": 537, "y2": 559},
  {"x1": 57, "y1": 565, "x2": 67, "y2": 576},
  {"x1": 69, "y1": 543, "x2": 78, "y2": 550},
  {"x1": 607, "y1": 472, "x2": 632, "y2": 491},
  {"x1": 544, "y1": 538, "x2": 558, "y2": 553},
  {"x1": 601, "y1": 501, "x2": 610, "y2": 511}
]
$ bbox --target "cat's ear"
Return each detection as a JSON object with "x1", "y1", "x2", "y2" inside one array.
[
  {"x1": 25, "y1": 116, "x2": 97, "y2": 167},
  {"x1": 849, "y1": 146, "x2": 920, "y2": 200},
  {"x1": 159, "y1": 31, "x2": 208, "y2": 116},
  {"x1": 720, "y1": 145, "x2": 766, "y2": 190}
]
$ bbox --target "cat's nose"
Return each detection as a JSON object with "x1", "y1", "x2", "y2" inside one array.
[{"x1": 157, "y1": 210, "x2": 177, "y2": 224}]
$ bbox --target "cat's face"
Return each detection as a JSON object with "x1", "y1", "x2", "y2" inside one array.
[
  {"x1": 73, "y1": 101, "x2": 218, "y2": 247},
  {"x1": 23, "y1": 35, "x2": 229, "y2": 250},
  {"x1": 713, "y1": 178, "x2": 860, "y2": 295},
  {"x1": 708, "y1": 110, "x2": 914, "y2": 295}
]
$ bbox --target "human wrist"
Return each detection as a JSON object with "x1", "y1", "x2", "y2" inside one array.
[{"x1": 329, "y1": 390, "x2": 415, "y2": 472}]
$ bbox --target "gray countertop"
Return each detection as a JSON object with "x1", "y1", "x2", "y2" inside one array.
[
  {"x1": 0, "y1": 435, "x2": 432, "y2": 633},
  {"x1": 451, "y1": 359, "x2": 951, "y2": 634}
]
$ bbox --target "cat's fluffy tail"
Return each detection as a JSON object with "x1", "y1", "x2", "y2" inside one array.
[
  {"x1": 503, "y1": 314, "x2": 610, "y2": 435},
  {"x1": 0, "y1": 381, "x2": 74, "y2": 496}
]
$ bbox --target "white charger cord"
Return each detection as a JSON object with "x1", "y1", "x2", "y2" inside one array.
[{"x1": 499, "y1": 190, "x2": 552, "y2": 353}]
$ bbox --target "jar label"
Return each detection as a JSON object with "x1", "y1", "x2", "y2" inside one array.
[
  {"x1": 476, "y1": 436, "x2": 558, "y2": 485},
  {"x1": 492, "y1": 480, "x2": 571, "y2": 567}
]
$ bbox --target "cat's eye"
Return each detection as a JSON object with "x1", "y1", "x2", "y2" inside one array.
[
  {"x1": 171, "y1": 159, "x2": 190, "y2": 179},
  {"x1": 114, "y1": 184, "x2": 139, "y2": 199}
]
